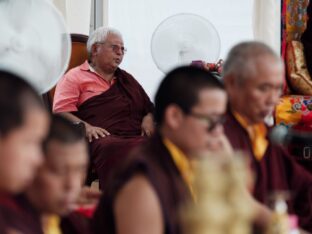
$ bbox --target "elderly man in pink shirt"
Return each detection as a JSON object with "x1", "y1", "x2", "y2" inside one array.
[{"x1": 53, "y1": 26, "x2": 154, "y2": 187}]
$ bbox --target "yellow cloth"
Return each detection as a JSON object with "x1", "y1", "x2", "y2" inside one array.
[
  {"x1": 233, "y1": 112, "x2": 268, "y2": 161},
  {"x1": 43, "y1": 215, "x2": 62, "y2": 234},
  {"x1": 163, "y1": 138, "x2": 195, "y2": 200}
]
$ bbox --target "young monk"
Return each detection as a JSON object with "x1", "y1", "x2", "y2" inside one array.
[
  {"x1": 15, "y1": 115, "x2": 94, "y2": 234},
  {"x1": 0, "y1": 71, "x2": 49, "y2": 234}
]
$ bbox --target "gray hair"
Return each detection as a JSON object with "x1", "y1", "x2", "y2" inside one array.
[
  {"x1": 222, "y1": 41, "x2": 283, "y2": 84},
  {"x1": 87, "y1": 26, "x2": 123, "y2": 57}
]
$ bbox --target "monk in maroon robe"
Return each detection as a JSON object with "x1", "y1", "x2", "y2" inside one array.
[
  {"x1": 223, "y1": 41, "x2": 312, "y2": 232},
  {"x1": 20, "y1": 115, "x2": 92, "y2": 234},
  {"x1": 53, "y1": 27, "x2": 154, "y2": 187},
  {"x1": 0, "y1": 194, "x2": 43, "y2": 234},
  {"x1": 0, "y1": 71, "x2": 49, "y2": 234},
  {"x1": 91, "y1": 66, "x2": 272, "y2": 234},
  {"x1": 74, "y1": 67, "x2": 154, "y2": 186}
]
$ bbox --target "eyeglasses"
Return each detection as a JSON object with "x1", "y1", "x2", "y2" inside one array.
[
  {"x1": 188, "y1": 112, "x2": 226, "y2": 132},
  {"x1": 97, "y1": 42, "x2": 127, "y2": 54}
]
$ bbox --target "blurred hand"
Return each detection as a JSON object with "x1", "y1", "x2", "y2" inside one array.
[
  {"x1": 76, "y1": 186, "x2": 102, "y2": 207},
  {"x1": 84, "y1": 122, "x2": 110, "y2": 142},
  {"x1": 200, "y1": 134, "x2": 234, "y2": 161},
  {"x1": 217, "y1": 134, "x2": 234, "y2": 156},
  {"x1": 141, "y1": 113, "x2": 155, "y2": 137}
]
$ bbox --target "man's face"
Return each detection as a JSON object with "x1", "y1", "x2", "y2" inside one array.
[
  {"x1": 228, "y1": 55, "x2": 284, "y2": 124},
  {"x1": 175, "y1": 88, "x2": 227, "y2": 155},
  {"x1": 27, "y1": 140, "x2": 88, "y2": 216},
  {"x1": 0, "y1": 108, "x2": 49, "y2": 193},
  {"x1": 93, "y1": 33, "x2": 125, "y2": 73}
]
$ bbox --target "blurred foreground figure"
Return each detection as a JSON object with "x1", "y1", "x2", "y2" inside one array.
[
  {"x1": 23, "y1": 115, "x2": 91, "y2": 234},
  {"x1": 0, "y1": 71, "x2": 49, "y2": 234},
  {"x1": 223, "y1": 41, "x2": 312, "y2": 232},
  {"x1": 92, "y1": 66, "x2": 269, "y2": 234}
]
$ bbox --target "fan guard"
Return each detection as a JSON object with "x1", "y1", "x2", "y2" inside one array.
[
  {"x1": 151, "y1": 13, "x2": 221, "y2": 73},
  {"x1": 0, "y1": 0, "x2": 71, "y2": 94}
]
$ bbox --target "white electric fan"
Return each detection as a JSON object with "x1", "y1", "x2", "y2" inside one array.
[
  {"x1": 151, "y1": 13, "x2": 221, "y2": 73},
  {"x1": 0, "y1": 0, "x2": 71, "y2": 94}
]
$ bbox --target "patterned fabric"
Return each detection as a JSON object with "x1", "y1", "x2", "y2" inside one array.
[
  {"x1": 281, "y1": 0, "x2": 309, "y2": 93},
  {"x1": 286, "y1": 0, "x2": 309, "y2": 41},
  {"x1": 275, "y1": 95, "x2": 312, "y2": 126},
  {"x1": 286, "y1": 40, "x2": 312, "y2": 95}
]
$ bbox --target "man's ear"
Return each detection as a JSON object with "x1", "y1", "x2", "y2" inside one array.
[
  {"x1": 164, "y1": 105, "x2": 184, "y2": 129},
  {"x1": 91, "y1": 43, "x2": 100, "y2": 57}
]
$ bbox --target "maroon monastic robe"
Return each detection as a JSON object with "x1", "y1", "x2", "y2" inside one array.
[
  {"x1": 0, "y1": 194, "x2": 43, "y2": 234},
  {"x1": 74, "y1": 68, "x2": 154, "y2": 187},
  {"x1": 91, "y1": 132, "x2": 191, "y2": 234},
  {"x1": 224, "y1": 111, "x2": 312, "y2": 231},
  {"x1": 15, "y1": 194, "x2": 92, "y2": 234}
]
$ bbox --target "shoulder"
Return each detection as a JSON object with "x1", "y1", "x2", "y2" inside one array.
[
  {"x1": 117, "y1": 68, "x2": 135, "y2": 79},
  {"x1": 113, "y1": 174, "x2": 164, "y2": 234},
  {"x1": 116, "y1": 68, "x2": 141, "y2": 85},
  {"x1": 60, "y1": 62, "x2": 90, "y2": 85},
  {"x1": 64, "y1": 65, "x2": 86, "y2": 80},
  {"x1": 126, "y1": 135, "x2": 167, "y2": 170},
  {"x1": 115, "y1": 174, "x2": 160, "y2": 208}
]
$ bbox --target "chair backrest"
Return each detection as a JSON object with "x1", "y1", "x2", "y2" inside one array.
[{"x1": 43, "y1": 33, "x2": 89, "y2": 111}]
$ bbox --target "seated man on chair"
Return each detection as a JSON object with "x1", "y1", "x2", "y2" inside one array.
[{"x1": 53, "y1": 27, "x2": 154, "y2": 187}]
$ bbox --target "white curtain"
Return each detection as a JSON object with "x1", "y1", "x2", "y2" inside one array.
[
  {"x1": 108, "y1": 0, "x2": 253, "y2": 98},
  {"x1": 52, "y1": 0, "x2": 92, "y2": 35},
  {"x1": 52, "y1": 0, "x2": 67, "y2": 20},
  {"x1": 253, "y1": 0, "x2": 281, "y2": 54}
]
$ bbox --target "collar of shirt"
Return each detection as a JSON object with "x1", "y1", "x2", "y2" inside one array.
[
  {"x1": 80, "y1": 60, "x2": 116, "y2": 84},
  {"x1": 43, "y1": 215, "x2": 62, "y2": 234},
  {"x1": 233, "y1": 111, "x2": 268, "y2": 161},
  {"x1": 163, "y1": 137, "x2": 196, "y2": 200}
]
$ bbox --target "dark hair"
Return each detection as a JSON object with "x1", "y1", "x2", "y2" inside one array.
[
  {"x1": 154, "y1": 66, "x2": 224, "y2": 124},
  {"x1": 43, "y1": 115, "x2": 86, "y2": 153},
  {"x1": 0, "y1": 71, "x2": 44, "y2": 136}
]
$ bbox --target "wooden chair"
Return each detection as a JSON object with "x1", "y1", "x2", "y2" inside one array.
[{"x1": 42, "y1": 33, "x2": 89, "y2": 111}]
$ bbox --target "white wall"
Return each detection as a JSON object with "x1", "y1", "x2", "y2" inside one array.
[
  {"x1": 53, "y1": 0, "x2": 91, "y2": 35},
  {"x1": 66, "y1": 0, "x2": 91, "y2": 34},
  {"x1": 108, "y1": 0, "x2": 254, "y2": 99},
  {"x1": 52, "y1": 0, "x2": 254, "y2": 99}
]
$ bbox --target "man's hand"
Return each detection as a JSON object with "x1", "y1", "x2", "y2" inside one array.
[
  {"x1": 58, "y1": 112, "x2": 110, "y2": 142},
  {"x1": 84, "y1": 122, "x2": 110, "y2": 142},
  {"x1": 141, "y1": 113, "x2": 155, "y2": 137}
]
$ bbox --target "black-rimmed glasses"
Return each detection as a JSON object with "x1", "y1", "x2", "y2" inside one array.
[
  {"x1": 97, "y1": 42, "x2": 127, "y2": 54},
  {"x1": 188, "y1": 112, "x2": 226, "y2": 132}
]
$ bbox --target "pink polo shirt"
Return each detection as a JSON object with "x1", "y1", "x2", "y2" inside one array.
[{"x1": 53, "y1": 61, "x2": 116, "y2": 113}]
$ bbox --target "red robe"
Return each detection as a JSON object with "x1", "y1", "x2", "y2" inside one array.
[
  {"x1": 16, "y1": 194, "x2": 92, "y2": 234},
  {"x1": 224, "y1": 111, "x2": 312, "y2": 231},
  {"x1": 0, "y1": 193, "x2": 42, "y2": 234},
  {"x1": 74, "y1": 68, "x2": 154, "y2": 187},
  {"x1": 91, "y1": 133, "x2": 191, "y2": 234}
]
